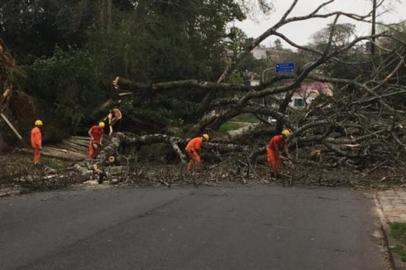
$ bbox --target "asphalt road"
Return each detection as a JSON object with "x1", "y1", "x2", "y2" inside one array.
[{"x1": 0, "y1": 185, "x2": 387, "y2": 270}]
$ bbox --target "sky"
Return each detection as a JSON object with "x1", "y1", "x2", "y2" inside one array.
[{"x1": 233, "y1": 0, "x2": 406, "y2": 48}]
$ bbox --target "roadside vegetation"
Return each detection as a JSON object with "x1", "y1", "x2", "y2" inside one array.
[{"x1": 390, "y1": 223, "x2": 406, "y2": 262}]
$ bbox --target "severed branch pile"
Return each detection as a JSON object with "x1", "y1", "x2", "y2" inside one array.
[{"x1": 69, "y1": 0, "x2": 406, "y2": 186}]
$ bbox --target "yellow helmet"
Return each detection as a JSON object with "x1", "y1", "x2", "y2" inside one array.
[
  {"x1": 202, "y1": 134, "x2": 210, "y2": 141},
  {"x1": 98, "y1": 122, "x2": 105, "y2": 128},
  {"x1": 34, "y1": 120, "x2": 43, "y2": 126},
  {"x1": 281, "y1": 129, "x2": 291, "y2": 137}
]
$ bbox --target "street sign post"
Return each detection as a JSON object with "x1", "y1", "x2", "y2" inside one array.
[{"x1": 275, "y1": 63, "x2": 295, "y2": 74}]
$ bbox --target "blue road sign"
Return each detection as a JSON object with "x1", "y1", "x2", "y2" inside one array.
[{"x1": 275, "y1": 63, "x2": 295, "y2": 73}]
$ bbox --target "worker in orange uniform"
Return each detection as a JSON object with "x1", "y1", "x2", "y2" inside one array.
[
  {"x1": 88, "y1": 122, "x2": 105, "y2": 159},
  {"x1": 31, "y1": 120, "x2": 43, "y2": 165},
  {"x1": 267, "y1": 129, "x2": 291, "y2": 177},
  {"x1": 185, "y1": 134, "x2": 210, "y2": 172}
]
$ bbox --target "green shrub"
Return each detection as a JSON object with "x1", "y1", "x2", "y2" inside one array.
[{"x1": 22, "y1": 48, "x2": 106, "y2": 140}]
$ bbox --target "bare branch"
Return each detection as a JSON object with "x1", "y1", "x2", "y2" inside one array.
[{"x1": 279, "y1": 0, "x2": 299, "y2": 22}]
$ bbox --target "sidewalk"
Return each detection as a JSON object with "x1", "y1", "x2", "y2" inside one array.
[
  {"x1": 377, "y1": 190, "x2": 406, "y2": 223},
  {"x1": 376, "y1": 189, "x2": 406, "y2": 270}
]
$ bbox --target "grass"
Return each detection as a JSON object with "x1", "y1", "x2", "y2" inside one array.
[
  {"x1": 0, "y1": 153, "x2": 32, "y2": 181},
  {"x1": 219, "y1": 122, "x2": 244, "y2": 132},
  {"x1": 0, "y1": 152, "x2": 71, "y2": 189},
  {"x1": 232, "y1": 113, "x2": 258, "y2": 123},
  {"x1": 218, "y1": 113, "x2": 261, "y2": 133},
  {"x1": 390, "y1": 223, "x2": 406, "y2": 262},
  {"x1": 41, "y1": 157, "x2": 68, "y2": 170}
]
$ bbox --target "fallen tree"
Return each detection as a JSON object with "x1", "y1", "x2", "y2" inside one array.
[{"x1": 18, "y1": 0, "x2": 406, "y2": 187}]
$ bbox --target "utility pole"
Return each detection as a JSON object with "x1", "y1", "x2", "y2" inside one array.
[{"x1": 371, "y1": 0, "x2": 377, "y2": 55}]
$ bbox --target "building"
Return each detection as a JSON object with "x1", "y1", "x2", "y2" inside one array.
[
  {"x1": 251, "y1": 47, "x2": 294, "y2": 63},
  {"x1": 251, "y1": 47, "x2": 271, "y2": 60},
  {"x1": 267, "y1": 80, "x2": 333, "y2": 123},
  {"x1": 289, "y1": 81, "x2": 333, "y2": 109}
]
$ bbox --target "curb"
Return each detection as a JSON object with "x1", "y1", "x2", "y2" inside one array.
[
  {"x1": 375, "y1": 193, "x2": 406, "y2": 270},
  {"x1": 0, "y1": 188, "x2": 22, "y2": 198}
]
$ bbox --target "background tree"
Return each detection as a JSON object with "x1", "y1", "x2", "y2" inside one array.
[
  {"x1": 311, "y1": 23, "x2": 356, "y2": 49},
  {"x1": 274, "y1": 38, "x2": 282, "y2": 50},
  {"x1": 0, "y1": 0, "x2": 94, "y2": 62},
  {"x1": 1, "y1": 0, "x2": 248, "y2": 138}
]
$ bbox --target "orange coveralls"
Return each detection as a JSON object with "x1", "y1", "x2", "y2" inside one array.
[
  {"x1": 267, "y1": 135, "x2": 286, "y2": 173},
  {"x1": 88, "y1": 125, "x2": 104, "y2": 159},
  {"x1": 185, "y1": 137, "x2": 203, "y2": 171},
  {"x1": 31, "y1": 127, "x2": 42, "y2": 164}
]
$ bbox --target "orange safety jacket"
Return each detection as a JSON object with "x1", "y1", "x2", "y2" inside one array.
[
  {"x1": 31, "y1": 127, "x2": 42, "y2": 149},
  {"x1": 266, "y1": 135, "x2": 286, "y2": 172},
  {"x1": 185, "y1": 137, "x2": 203, "y2": 153}
]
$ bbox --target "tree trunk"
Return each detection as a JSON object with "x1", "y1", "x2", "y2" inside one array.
[
  {"x1": 106, "y1": 0, "x2": 112, "y2": 34},
  {"x1": 371, "y1": 0, "x2": 376, "y2": 55}
]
